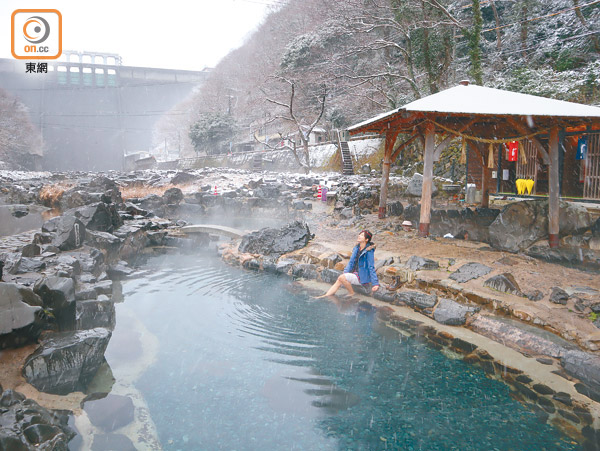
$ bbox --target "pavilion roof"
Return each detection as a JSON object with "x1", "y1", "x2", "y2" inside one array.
[{"x1": 348, "y1": 84, "x2": 600, "y2": 135}]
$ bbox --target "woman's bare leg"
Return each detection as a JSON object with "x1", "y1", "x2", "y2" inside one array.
[{"x1": 324, "y1": 274, "x2": 354, "y2": 296}]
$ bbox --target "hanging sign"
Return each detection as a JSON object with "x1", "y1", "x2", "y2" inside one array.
[
  {"x1": 507, "y1": 141, "x2": 518, "y2": 162},
  {"x1": 576, "y1": 136, "x2": 587, "y2": 160}
]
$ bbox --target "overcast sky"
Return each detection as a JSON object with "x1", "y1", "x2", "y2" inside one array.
[{"x1": 2, "y1": 0, "x2": 274, "y2": 71}]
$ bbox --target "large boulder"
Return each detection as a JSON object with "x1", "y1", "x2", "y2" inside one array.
[
  {"x1": 34, "y1": 276, "x2": 76, "y2": 330},
  {"x1": 488, "y1": 200, "x2": 548, "y2": 252},
  {"x1": 162, "y1": 187, "x2": 184, "y2": 205},
  {"x1": 433, "y1": 298, "x2": 478, "y2": 326},
  {"x1": 406, "y1": 173, "x2": 437, "y2": 197},
  {"x1": 488, "y1": 200, "x2": 594, "y2": 252},
  {"x1": 0, "y1": 283, "x2": 42, "y2": 340},
  {"x1": 238, "y1": 221, "x2": 311, "y2": 256},
  {"x1": 66, "y1": 202, "x2": 123, "y2": 233},
  {"x1": 22, "y1": 328, "x2": 112, "y2": 395},
  {"x1": 75, "y1": 299, "x2": 116, "y2": 330},
  {"x1": 43, "y1": 215, "x2": 86, "y2": 251}
]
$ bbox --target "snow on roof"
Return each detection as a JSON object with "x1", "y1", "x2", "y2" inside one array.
[{"x1": 348, "y1": 84, "x2": 600, "y2": 131}]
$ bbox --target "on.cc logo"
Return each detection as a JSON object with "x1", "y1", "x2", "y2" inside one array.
[{"x1": 23, "y1": 16, "x2": 50, "y2": 44}]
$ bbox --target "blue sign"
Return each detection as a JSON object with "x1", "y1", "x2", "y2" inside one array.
[{"x1": 576, "y1": 136, "x2": 588, "y2": 160}]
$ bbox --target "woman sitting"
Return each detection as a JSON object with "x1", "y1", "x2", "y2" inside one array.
[{"x1": 323, "y1": 230, "x2": 380, "y2": 296}]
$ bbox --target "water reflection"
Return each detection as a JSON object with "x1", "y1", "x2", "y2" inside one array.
[{"x1": 107, "y1": 253, "x2": 580, "y2": 450}]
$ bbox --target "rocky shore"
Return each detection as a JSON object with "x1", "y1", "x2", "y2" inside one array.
[{"x1": 1, "y1": 167, "x2": 600, "y2": 449}]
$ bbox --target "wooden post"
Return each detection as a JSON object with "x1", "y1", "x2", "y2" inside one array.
[
  {"x1": 419, "y1": 122, "x2": 435, "y2": 237},
  {"x1": 378, "y1": 130, "x2": 395, "y2": 218},
  {"x1": 481, "y1": 161, "x2": 490, "y2": 208},
  {"x1": 549, "y1": 126, "x2": 560, "y2": 248}
]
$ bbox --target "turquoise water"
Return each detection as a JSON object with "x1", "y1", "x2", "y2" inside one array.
[{"x1": 110, "y1": 253, "x2": 579, "y2": 450}]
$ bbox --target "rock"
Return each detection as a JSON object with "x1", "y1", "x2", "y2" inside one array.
[
  {"x1": 291, "y1": 263, "x2": 319, "y2": 280},
  {"x1": 107, "y1": 261, "x2": 134, "y2": 280},
  {"x1": 275, "y1": 259, "x2": 295, "y2": 275},
  {"x1": 433, "y1": 298, "x2": 478, "y2": 326},
  {"x1": 592, "y1": 218, "x2": 600, "y2": 237},
  {"x1": 93, "y1": 280, "x2": 113, "y2": 296},
  {"x1": 360, "y1": 163, "x2": 371, "y2": 174},
  {"x1": 488, "y1": 200, "x2": 548, "y2": 252},
  {"x1": 469, "y1": 315, "x2": 569, "y2": 358},
  {"x1": 406, "y1": 173, "x2": 437, "y2": 197},
  {"x1": 526, "y1": 290, "x2": 544, "y2": 302},
  {"x1": 526, "y1": 245, "x2": 600, "y2": 270},
  {"x1": 23, "y1": 424, "x2": 63, "y2": 445},
  {"x1": 373, "y1": 286, "x2": 395, "y2": 303},
  {"x1": 0, "y1": 283, "x2": 42, "y2": 336},
  {"x1": 489, "y1": 200, "x2": 593, "y2": 252},
  {"x1": 66, "y1": 202, "x2": 123, "y2": 233},
  {"x1": 292, "y1": 200, "x2": 311, "y2": 210},
  {"x1": 386, "y1": 201, "x2": 404, "y2": 216},
  {"x1": 34, "y1": 277, "x2": 76, "y2": 330},
  {"x1": 561, "y1": 350, "x2": 600, "y2": 394},
  {"x1": 83, "y1": 394, "x2": 135, "y2": 432},
  {"x1": 449, "y1": 262, "x2": 492, "y2": 283},
  {"x1": 320, "y1": 268, "x2": 342, "y2": 284},
  {"x1": 238, "y1": 221, "x2": 311, "y2": 256},
  {"x1": 22, "y1": 328, "x2": 112, "y2": 395},
  {"x1": 550, "y1": 287, "x2": 569, "y2": 305},
  {"x1": 43, "y1": 215, "x2": 86, "y2": 251},
  {"x1": 10, "y1": 204, "x2": 29, "y2": 218},
  {"x1": 0, "y1": 252, "x2": 22, "y2": 275},
  {"x1": 170, "y1": 171, "x2": 196, "y2": 185},
  {"x1": 0, "y1": 390, "x2": 74, "y2": 450},
  {"x1": 76, "y1": 299, "x2": 116, "y2": 330},
  {"x1": 339, "y1": 207, "x2": 353, "y2": 219},
  {"x1": 395, "y1": 290, "x2": 437, "y2": 309},
  {"x1": 21, "y1": 243, "x2": 40, "y2": 258},
  {"x1": 316, "y1": 254, "x2": 339, "y2": 270},
  {"x1": 85, "y1": 230, "x2": 122, "y2": 252},
  {"x1": 0, "y1": 434, "x2": 28, "y2": 451},
  {"x1": 16, "y1": 257, "x2": 46, "y2": 274},
  {"x1": 34, "y1": 277, "x2": 75, "y2": 310},
  {"x1": 560, "y1": 202, "x2": 593, "y2": 236},
  {"x1": 405, "y1": 255, "x2": 439, "y2": 271},
  {"x1": 483, "y1": 273, "x2": 522, "y2": 296},
  {"x1": 162, "y1": 187, "x2": 184, "y2": 205}
]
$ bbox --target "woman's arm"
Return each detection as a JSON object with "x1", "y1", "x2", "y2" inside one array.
[
  {"x1": 344, "y1": 245, "x2": 358, "y2": 273},
  {"x1": 367, "y1": 250, "x2": 379, "y2": 288}
]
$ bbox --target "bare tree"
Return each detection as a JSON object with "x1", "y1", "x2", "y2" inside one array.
[{"x1": 264, "y1": 78, "x2": 326, "y2": 173}]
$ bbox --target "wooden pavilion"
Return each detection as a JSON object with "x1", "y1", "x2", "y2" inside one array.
[{"x1": 347, "y1": 82, "x2": 600, "y2": 248}]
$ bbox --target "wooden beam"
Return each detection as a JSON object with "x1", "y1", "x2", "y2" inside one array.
[
  {"x1": 506, "y1": 117, "x2": 551, "y2": 164},
  {"x1": 419, "y1": 122, "x2": 436, "y2": 237},
  {"x1": 390, "y1": 133, "x2": 419, "y2": 163},
  {"x1": 432, "y1": 118, "x2": 479, "y2": 161},
  {"x1": 379, "y1": 130, "x2": 399, "y2": 218},
  {"x1": 548, "y1": 126, "x2": 560, "y2": 248}
]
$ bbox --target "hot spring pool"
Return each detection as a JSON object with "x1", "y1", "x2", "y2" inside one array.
[{"x1": 101, "y1": 253, "x2": 579, "y2": 450}]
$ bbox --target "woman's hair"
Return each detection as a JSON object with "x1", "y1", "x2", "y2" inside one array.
[{"x1": 360, "y1": 230, "x2": 373, "y2": 243}]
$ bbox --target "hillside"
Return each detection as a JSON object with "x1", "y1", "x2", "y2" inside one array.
[{"x1": 155, "y1": 0, "x2": 600, "y2": 159}]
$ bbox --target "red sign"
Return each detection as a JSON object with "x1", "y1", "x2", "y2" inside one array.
[{"x1": 507, "y1": 141, "x2": 518, "y2": 162}]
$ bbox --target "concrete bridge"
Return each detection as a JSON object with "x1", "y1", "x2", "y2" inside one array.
[
  {"x1": 181, "y1": 224, "x2": 246, "y2": 238},
  {"x1": 0, "y1": 51, "x2": 208, "y2": 171}
]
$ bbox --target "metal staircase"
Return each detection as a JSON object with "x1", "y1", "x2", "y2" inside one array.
[
  {"x1": 336, "y1": 131, "x2": 354, "y2": 175},
  {"x1": 252, "y1": 153, "x2": 262, "y2": 171}
]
